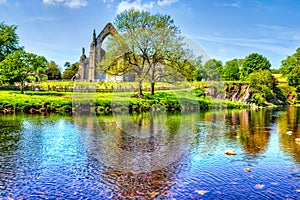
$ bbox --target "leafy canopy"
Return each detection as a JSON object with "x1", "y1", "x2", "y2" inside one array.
[
  {"x1": 200, "y1": 59, "x2": 222, "y2": 81},
  {"x1": 46, "y1": 61, "x2": 61, "y2": 80},
  {"x1": 100, "y1": 8, "x2": 190, "y2": 95},
  {"x1": 62, "y1": 62, "x2": 79, "y2": 79},
  {"x1": 240, "y1": 53, "x2": 271, "y2": 80},
  {"x1": 222, "y1": 59, "x2": 240, "y2": 81},
  {"x1": 0, "y1": 49, "x2": 47, "y2": 93},
  {"x1": 0, "y1": 22, "x2": 20, "y2": 61},
  {"x1": 280, "y1": 48, "x2": 300, "y2": 92}
]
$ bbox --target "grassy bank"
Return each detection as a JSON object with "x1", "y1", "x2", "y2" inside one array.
[{"x1": 0, "y1": 90, "x2": 249, "y2": 114}]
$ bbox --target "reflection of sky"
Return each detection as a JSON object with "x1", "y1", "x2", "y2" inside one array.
[
  {"x1": 20, "y1": 118, "x2": 87, "y2": 168},
  {"x1": 2, "y1": 108, "x2": 300, "y2": 199},
  {"x1": 186, "y1": 111, "x2": 300, "y2": 199}
]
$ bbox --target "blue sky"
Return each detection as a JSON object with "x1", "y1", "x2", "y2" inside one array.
[{"x1": 1, "y1": 0, "x2": 300, "y2": 70}]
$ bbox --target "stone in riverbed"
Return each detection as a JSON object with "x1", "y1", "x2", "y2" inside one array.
[{"x1": 224, "y1": 150, "x2": 236, "y2": 156}]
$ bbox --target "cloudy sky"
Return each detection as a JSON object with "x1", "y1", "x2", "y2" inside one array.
[{"x1": 1, "y1": 0, "x2": 300, "y2": 69}]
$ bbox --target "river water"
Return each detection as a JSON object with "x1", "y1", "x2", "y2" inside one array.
[{"x1": 0, "y1": 107, "x2": 300, "y2": 199}]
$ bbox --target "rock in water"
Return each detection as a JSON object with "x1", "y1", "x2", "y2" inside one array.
[
  {"x1": 224, "y1": 150, "x2": 236, "y2": 156},
  {"x1": 287, "y1": 131, "x2": 292, "y2": 135},
  {"x1": 245, "y1": 168, "x2": 253, "y2": 172}
]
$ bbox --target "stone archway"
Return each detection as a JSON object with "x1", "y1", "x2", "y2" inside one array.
[{"x1": 76, "y1": 23, "x2": 119, "y2": 81}]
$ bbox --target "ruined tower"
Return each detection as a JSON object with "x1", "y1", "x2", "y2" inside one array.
[{"x1": 75, "y1": 23, "x2": 119, "y2": 82}]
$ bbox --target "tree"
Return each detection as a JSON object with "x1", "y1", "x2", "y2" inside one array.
[
  {"x1": 0, "y1": 22, "x2": 20, "y2": 61},
  {"x1": 222, "y1": 59, "x2": 240, "y2": 81},
  {"x1": 62, "y1": 62, "x2": 79, "y2": 79},
  {"x1": 0, "y1": 49, "x2": 47, "y2": 93},
  {"x1": 100, "y1": 8, "x2": 188, "y2": 96},
  {"x1": 280, "y1": 48, "x2": 300, "y2": 76},
  {"x1": 247, "y1": 69, "x2": 275, "y2": 105},
  {"x1": 240, "y1": 53, "x2": 271, "y2": 80},
  {"x1": 280, "y1": 48, "x2": 300, "y2": 91},
  {"x1": 46, "y1": 61, "x2": 61, "y2": 80},
  {"x1": 192, "y1": 56, "x2": 203, "y2": 81},
  {"x1": 287, "y1": 65, "x2": 300, "y2": 93},
  {"x1": 200, "y1": 59, "x2": 222, "y2": 81}
]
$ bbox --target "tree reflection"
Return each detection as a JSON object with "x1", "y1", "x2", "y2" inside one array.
[
  {"x1": 278, "y1": 106, "x2": 300, "y2": 163},
  {"x1": 75, "y1": 112, "x2": 195, "y2": 198},
  {"x1": 224, "y1": 109, "x2": 272, "y2": 155},
  {"x1": 0, "y1": 114, "x2": 23, "y2": 194}
]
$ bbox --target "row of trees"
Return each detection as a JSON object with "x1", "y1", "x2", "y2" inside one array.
[
  {"x1": 99, "y1": 8, "x2": 286, "y2": 96},
  {"x1": 193, "y1": 53, "x2": 271, "y2": 82},
  {"x1": 0, "y1": 21, "x2": 79, "y2": 92},
  {"x1": 1, "y1": 7, "x2": 299, "y2": 97}
]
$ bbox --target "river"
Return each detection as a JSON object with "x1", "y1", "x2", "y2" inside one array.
[{"x1": 0, "y1": 107, "x2": 300, "y2": 199}]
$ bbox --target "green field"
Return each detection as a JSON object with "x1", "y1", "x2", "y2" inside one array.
[
  {"x1": 273, "y1": 74, "x2": 287, "y2": 85},
  {"x1": 0, "y1": 88, "x2": 248, "y2": 114}
]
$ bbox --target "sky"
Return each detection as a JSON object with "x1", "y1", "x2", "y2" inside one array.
[{"x1": 1, "y1": 0, "x2": 300, "y2": 70}]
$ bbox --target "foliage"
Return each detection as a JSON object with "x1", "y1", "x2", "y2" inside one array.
[
  {"x1": 200, "y1": 59, "x2": 222, "y2": 81},
  {"x1": 192, "y1": 57, "x2": 203, "y2": 81},
  {"x1": 0, "y1": 49, "x2": 47, "y2": 93},
  {"x1": 0, "y1": 86, "x2": 249, "y2": 114},
  {"x1": 287, "y1": 65, "x2": 300, "y2": 93},
  {"x1": 280, "y1": 48, "x2": 300, "y2": 76},
  {"x1": 271, "y1": 68, "x2": 280, "y2": 74},
  {"x1": 46, "y1": 61, "x2": 61, "y2": 80},
  {"x1": 0, "y1": 22, "x2": 20, "y2": 62},
  {"x1": 247, "y1": 70, "x2": 274, "y2": 89},
  {"x1": 280, "y1": 48, "x2": 300, "y2": 92},
  {"x1": 100, "y1": 8, "x2": 190, "y2": 96},
  {"x1": 247, "y1": 70, "x2": 279, "y2": 105},
  {"x1": 222, "y1": 59, "x2": 240, "y2": 81},
  {"x1": 240, "y1": 53, "x2": 271, "y2": 80},
  {"x1": 62, "y1": 62, "x2": 79, "y2": 79}
]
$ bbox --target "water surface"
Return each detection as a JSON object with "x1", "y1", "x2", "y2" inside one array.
[{"x1": 1, "y1": 107, "x2": 300, "y2": 199}]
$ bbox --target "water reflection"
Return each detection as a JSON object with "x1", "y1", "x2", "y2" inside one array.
[
  {"x1": 226, "y1": 109, "x2": 272, "y2": 155},
  {"x1": 74, "y1": 112, "x2": 196, "y2": 173},
  {"x1": 1, "y1": 107, "x2": 300, "y2": 199},
  {"x1": 278, "y1": 106, "x2": 300, "y2": 164}
]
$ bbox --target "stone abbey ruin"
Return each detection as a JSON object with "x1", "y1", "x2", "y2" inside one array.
[{"x1": 76, "y1": 23, "x2": 134, "y2": 82}]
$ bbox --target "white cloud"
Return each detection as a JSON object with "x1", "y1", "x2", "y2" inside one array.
[
  {"x1": 117, "y1": 0, "x2": 154, "y2": 14},
  {"x1": 157, "y1": 0, "x2": 178, "y2": 7},
  {"x1": 115, "y1": 0, "x2": 178, "y2": 13},
  {"x1": 42, "y1": 0, "x2": 88, "y2": 8},
  {"x1": 0, "y1": 0, "x2": 7, "y2": 3},
  {"x1": 215, "y1": 1, "x2": 240, "y2": 8},
  {"x1": 193, "y1": 36, "x2": 293, "y2": 56}
]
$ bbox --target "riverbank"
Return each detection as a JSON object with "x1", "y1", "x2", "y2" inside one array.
[{"x1": 0, "y1": 90, "x2": 249, "y2": 114}]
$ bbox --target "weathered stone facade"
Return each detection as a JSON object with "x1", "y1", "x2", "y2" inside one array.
[{"x1": 76, "y1": 23, "x2": 119, "y2": 81}]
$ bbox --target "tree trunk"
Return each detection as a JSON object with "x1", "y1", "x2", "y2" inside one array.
[
  {"x1": 150, "y1": 68, "x2": 155, "y2": 95},
  {"x1": 151, "y1": 82, "x2": 155, "y2": 95},
  {"x1": 20, "y1": 81, "x2": 24, "y2": 94},
  {"x1": 138, "y1": 80, "x2": 143, "y2": 96}
]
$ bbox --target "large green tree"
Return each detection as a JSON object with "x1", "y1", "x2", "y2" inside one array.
[
  {"x1": 247, "y1": 69, "x2": 274, "y2": 105},
  {"x1": 280, "y1": 48, "x2": 300, "y2": 92},
  {"x1": 280, "y1": 48, "x2": 300, "y2": 76},
  {"x1": 240, "y1": 53, "x2": 271, "y2": 80},
  {"x1": 222, "y1": 59, "x2": 240, "y2": 81},
  {"x1": 62, "y1": 62, "x2": 78, "y2": 79},
  {"x1": 287, "y1": 65, "x2": 300, "y2": 93},
  {"x1": 46, "y1": 61, "x2": 61, "y2": 80},
  {"x1": 200, "y1": 59, "x2": 222, "y2": 81},
  {"x1": 100, "y1": 8, "x2": 189, "y2": 95},
  {"x1": 192, "y1": 56, "x2": 203, "y2": 81},
  {"x1": 0, "y1": 49, "x2": 47, "y2": 93},
  {"x1": 0, "y1": 22, "x2": 20, "y2": 61}
]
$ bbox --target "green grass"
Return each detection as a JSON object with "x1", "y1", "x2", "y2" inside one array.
[
  {"x1": 273, "y1": 74, "x2": 287, "y2": 85},
  {"x1": 0, "y1": 88, "x2": 249, "y2": 114}
]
